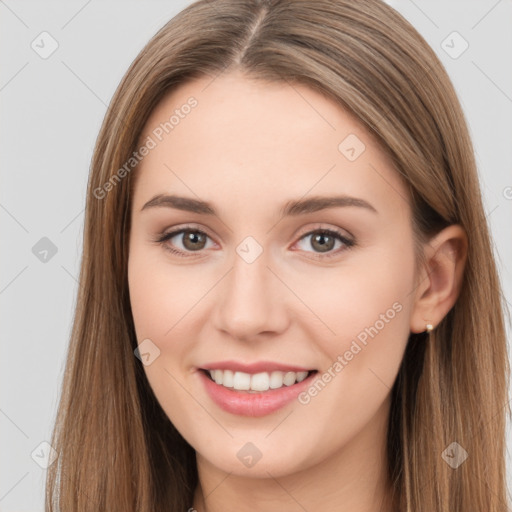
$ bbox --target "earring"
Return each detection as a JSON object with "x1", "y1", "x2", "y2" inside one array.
[{"x1": 425, "y1": 323, "x2": 434, "y2": 333}]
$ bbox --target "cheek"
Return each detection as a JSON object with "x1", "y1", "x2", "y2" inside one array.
[
  {"x1": 299, "y1": 240, "x2": 416, "y2": 380},
  {"x1": 127, "y1": 241, "x2": 216, "y2": 407},
  {"x1": 287, "y1": 247, "x2": 415, "y2": 451},
  {"x1": 128, "y1": 243, "x2": 209, "y2": 342},
  {"x1": 128, "y1": 246, "x2": 208, "y2": 435}
]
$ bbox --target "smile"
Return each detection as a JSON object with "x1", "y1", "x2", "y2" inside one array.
[
  {"x1": 198, "y1": 366, "x2": 318, "y2": 417},
  {"x1": 204, "y1": 369, "x2": 312, "y2": 392}
]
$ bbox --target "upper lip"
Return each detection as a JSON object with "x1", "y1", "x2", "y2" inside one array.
[{"x1": 199, "y1": 360, "x2": 315, "y2": 374}]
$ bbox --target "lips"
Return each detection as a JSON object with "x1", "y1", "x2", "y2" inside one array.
[
  {"x1": 196, "y1": 360, "x2": 318, "y2": 417},
  {"x1": 200, "y1": 360, "x2": 314, "y2": 374}
]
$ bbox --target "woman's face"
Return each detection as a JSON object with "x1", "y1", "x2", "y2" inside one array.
[{"x1": 128, "y1": 70, "x2": 419, "y2": 478}]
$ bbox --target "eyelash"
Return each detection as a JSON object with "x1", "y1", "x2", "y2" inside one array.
[{"x1": 153, "y1": 225, "x2": 356, "y2": 260}]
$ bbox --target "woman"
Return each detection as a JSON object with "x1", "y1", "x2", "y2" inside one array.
[{"x1": 45, "y1": 1, "x2": 511, "y2": 511}]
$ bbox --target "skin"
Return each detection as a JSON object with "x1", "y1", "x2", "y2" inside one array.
[{"x1": 128, "y1": 69, "x2": 467, "y2": 512}]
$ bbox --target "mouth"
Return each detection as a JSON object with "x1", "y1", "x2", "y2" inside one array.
[
  {"x1": 197, "y1": 367, "x2": 319, "y2": 417},
  {"x1": 200, "y1": 368, "x2": 318, "y2": 393}
]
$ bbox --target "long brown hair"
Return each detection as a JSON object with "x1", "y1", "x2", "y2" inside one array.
[{"x1": 45, "y1": 1, "x2": 511, "y2": 510}]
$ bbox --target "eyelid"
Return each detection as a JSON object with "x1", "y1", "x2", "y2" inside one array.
[
  {"x1": 157, "y1": 222, "x2": 216, "y2": 241},
  {"x1": 292, "y1": 222, "x2": 354, "y2": 243}
]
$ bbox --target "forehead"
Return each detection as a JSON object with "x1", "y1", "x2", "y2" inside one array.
[{"x1": 132, "y1": 70, "x2": 410, "y2": 220}]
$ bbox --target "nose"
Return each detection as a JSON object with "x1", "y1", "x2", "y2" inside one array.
[{"x1": 212, "y1": 249, "x2": 290, "y2": 341}]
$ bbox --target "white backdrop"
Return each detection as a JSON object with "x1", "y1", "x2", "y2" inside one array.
[{"x1": 1, "y1": 1, "x2": 511, "y2": 510}]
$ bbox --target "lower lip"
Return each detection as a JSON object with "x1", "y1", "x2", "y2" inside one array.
[{"x1": 198, "y1": 369, "x2": 317, "y2": 417}]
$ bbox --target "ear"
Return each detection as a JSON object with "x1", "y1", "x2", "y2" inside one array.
[{"x1": 410, "y1": 224, "x2": 468, "y2": 334}]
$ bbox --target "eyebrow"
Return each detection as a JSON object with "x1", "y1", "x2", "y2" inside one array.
[{"x1": 140, "y1": 194, "x2": 378, "y2": 216}]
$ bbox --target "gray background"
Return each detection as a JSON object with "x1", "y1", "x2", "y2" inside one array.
[{"x1": 1, "y1": 1, "x2": 511, "y2": 510}]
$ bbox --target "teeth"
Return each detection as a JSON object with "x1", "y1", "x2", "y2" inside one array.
[
  {"x1": 213, "y1": 369, "x2": 223, "y2": 385},
  {"x1": 222, "y1": 369, "x2": 234, "y2": 387},
  {"x1": 251, "y1": 372, "x2": 270, "y2": 391},
  {"x1": 233, "y1": 371, "x2": 251, "y2": 390},
  {"x1": 206, "y1": 369, "x2": 310, "y2": 391},
  {"x1": 296, "y1": 371, "x2": 309, "y2": 382},
  {"x1": 269, "y1": 371, "x2": 284, "y2": 389}
]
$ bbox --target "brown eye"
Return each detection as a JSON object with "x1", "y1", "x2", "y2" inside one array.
[
  {"x1": 310, "y1": 232, "x2": 337, "y2": 253},
  {"x1": 155, "y1": 227, "x2": 214, "y2": 257},
  {"x1": 181, "y1": 230, "x2": 208, "y2": 251},
  {"x1": 155, "y1": 225, "x2": 355, "y2": 259},
  {"x1": 295, "y1": 228, "x2": 355, "y2": 258}
]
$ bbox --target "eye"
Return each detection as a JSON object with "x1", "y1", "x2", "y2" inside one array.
[
  {"x1": 293, "y1": 228, "x2": 355, "y2": 259},
  {"x1": 154, "y1": 226, "x2": 215, "y2": 257},
  {"x1": 154, "y1": 225, "x2": 355, "y2": 259}
]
